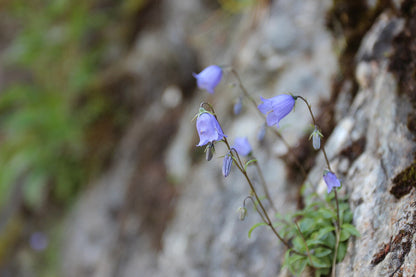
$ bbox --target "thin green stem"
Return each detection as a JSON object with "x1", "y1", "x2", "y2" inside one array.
[
  {"x1": 331, "y1": 230, "x2": 340, "y2": 277},
  {"x1": 296, "y1": 95, "x2": 342, "y2": 275},
  {"x1": 230, "y1": 69, "x2": 314, "y2": 190},
  {"x1": 223, "y1": 137, "x2": 304, "y2": 256},
  {"x1": 252, "y1": 154, "x2": 278, "y2": 214}
]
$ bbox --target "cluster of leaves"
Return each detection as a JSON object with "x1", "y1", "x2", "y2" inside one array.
[{"x1": 279, "y1": 192, "x2": 359, "y2": 276}]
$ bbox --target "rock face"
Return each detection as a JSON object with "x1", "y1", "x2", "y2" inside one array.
[{"x1": 62, "y1": 1, "x2": 416, "y2": 277}]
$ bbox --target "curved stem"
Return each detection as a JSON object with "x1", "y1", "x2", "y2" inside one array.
[
  {"x1": 243, "y1": 195, "x2": 267, "y2": 223},
  {"x1": 224, "y1": 137, "x2": 304, "y2": 256},
  {"x1": 252, "y1": 154, "x2": 278, "y2": 214},
  {"x1": 230, "y1": 70, "x2": 313, "y2": 187}
]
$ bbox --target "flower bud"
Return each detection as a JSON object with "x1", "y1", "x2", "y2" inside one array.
[
  {"x1": 222, "y1": 152, "x2": 233, "y2": 177},
  {"x1": 309, "y1": 126, "x2": 323, "y2": 150},
  {"x1": 233, "y1": 97, "x2": 243, "y2": 115},
  {"x1": 237, "y1": 207, "x2": 247, "y2": 221},
  {"x1": 205, "y1": 142, "x2": 214, "y2": 161}
]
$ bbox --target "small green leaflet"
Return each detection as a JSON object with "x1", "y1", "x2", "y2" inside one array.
[{"x1": 248, "y1": 222, "x2": 267, "y2": 238}]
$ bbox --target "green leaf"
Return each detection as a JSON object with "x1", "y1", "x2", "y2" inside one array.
[
  {"x1": 314, "y1": 247, "x2": 332, "y2": 258},
  {"x1": 292, "y1": 236, "x2": 306, "y2": 252},
  {"x1": 248, "y1": 222, "x2": 267, "y2": 238},
  {"x1": 318, "y1": 207, "x2": 337, "y2": 219},
  {"x1": 337, "y1": 242, "x2": 348, "y2": 262},
  {"x1": 343, "y1": 210, "x2": 353, "y2": 224},
  {"x1": 342, "y1": 224, "x2": 360, "y2": 237},
  {"x1": 286, "y1": 254, "x2": 308, "y2": 276},
  {"x1": 321, "y1": 232, "x2": 336, "y2": 248},
  {"x1": 296, "y1": 258, "x2": 308, "y2": 275},
  {"x1": 310, "y1": 255, "x2": 331, "y2": 268},
  {"x1": 307, "y1": 239, "x2": 325, "y2": 247},
  {"x1": 315, "y1": 226, "x2": 335, "y2": 240},
  {"x1": 299, "y1": 218, "x2": 316, "y2": 234},
  {"x1": 244, "y1": 159, "x2": 257, "y2": 171},
  {"x1": 315, "y1": 267, "x2": 330, "y2": 277},
  {"x1": 339, "y1": 228, "x2": 350, "y2": 242}
]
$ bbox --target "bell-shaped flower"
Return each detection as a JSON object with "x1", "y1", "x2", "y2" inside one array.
[
  {"x1": 192, "y1": 65, "x2": 223, "y2": 94},
  {"x1": 323, "y1": 170, "x2": 341, "y2": 193},
  {"x1": 196, "y1": 112, "x2": 226, "y2": 146},
  {"x1": 309, "y1": 126, "x2": 323, "y2": 150},
  {"x1": 232, "y1": 137, "x2": 252, "y2": 156},
  {"x1": 258, "y1": 94, "x2": 296, "y2": 128},
  {"x1": 222, "y1": 152, "x2": 233, "y2": 177}
]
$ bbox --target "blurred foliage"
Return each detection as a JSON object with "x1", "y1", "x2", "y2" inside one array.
[
  {"x1": 0, "y1": 0, "x2": 151, "y2": 274},
  {"x1": 1, "y1": 0, "x2": 106, "y2": 209},
  {"x1": 218, "y1": 0, "x2": 258, "y2": 13},
  {"x1": 0, "y1": 0, "x2": 147, "y2": 209}
]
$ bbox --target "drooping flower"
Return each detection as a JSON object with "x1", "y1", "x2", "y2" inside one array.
[
  {"x1": 323, "y1": 170, "x2": 341, "y2": 193},
  {"x1": 222, "y1": 152, "x2": 233, "y2": 177},
  {"x1": 309, "y1": 126, "x2": 323, "y2": 150},
  {"x1": 196, "y1": 112, "x2": 226, "y2": 146},
  {"x1": 192, "y1": 65, "x2": 223, "y2": 94},
  {"x1": 232, "y1": 137, "x2": 252, "y2": 156},
  {"x1": 258, "y1": 94, "x2": 296, "y2": 128}
]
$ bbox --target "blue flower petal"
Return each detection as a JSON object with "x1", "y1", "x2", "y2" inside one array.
[
  {"x1": 196, "y1": 112, "x2": 226, "y2": 146},
  {"x1": 193, "y1": 65, "x2": 223, "y2": 94}
]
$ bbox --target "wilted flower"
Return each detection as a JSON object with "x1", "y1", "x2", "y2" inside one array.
[
  {"x1": 192, "y1": 65, "x2": 223, "y2": 94},
  {"x1": 196, "y1": 112, "x2": 226, "y2": 147},
  {"x1": 232, "y1": 137, "x2": 252, "y2": 156},
  {"x1": 258, "y1": 94, "x2": 296, "y2": 128},
  {"x1": 323, "y1": 170, "x2": 341, "y2": 193},
  {"x1": 222, "y1": 152, "x2": 233, "y2": 177},
  {"x1": 309, "y1": 126, "x2": 323, "y2": 150}
]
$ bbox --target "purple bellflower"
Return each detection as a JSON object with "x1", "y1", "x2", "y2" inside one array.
[
  {"x1": 193, "y1": 65, "x2": 223, "y2": 94},
  {"x1": 323, "y1": 170, "x2": 341, "y2": 193},
  {"x1": 258, "y1": 94, "x2": 296, "y2": 128},
  {"x1": 196, "y1": 112, "x2": 226, "y2": 147},
  {"x1": 222, "y1": 152, "x2": 233, "y2": 177},
  {"x1": 232, "y1": 137, "x2": 252, "y2": 156}
]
